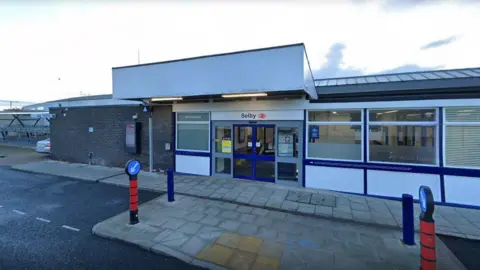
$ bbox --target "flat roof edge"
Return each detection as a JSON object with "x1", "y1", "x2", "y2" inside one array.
[{"x1": 112, "y1": 43, "x2": 305, "y2": 70}]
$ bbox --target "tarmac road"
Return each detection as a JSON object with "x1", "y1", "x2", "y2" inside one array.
[{"x1": 0, "y1": 166, "x2": 204, "y2": 270}]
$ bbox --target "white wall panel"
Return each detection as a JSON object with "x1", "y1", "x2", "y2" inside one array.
[
  {"x1": 305, "y1": 165, "x2": 364, "y2": 194},
  {"x1": 445, "y1": 175, "x2": 480, "y2": 206},
  {"x1": 113, "y1": 45, "x2": 307, "y2": 99},
  {"x1": 175, "y1": 155, "x2": 210, "y2": 176},
  {"x1": 367, "y1": 170, "x2": 441, "y2": 201},
  {"x1": 211, "y1": 110, "x2": 304, "y2": 121},
  {"x1": 173, "y1": 98, "x2": 480, "y2": 113}
]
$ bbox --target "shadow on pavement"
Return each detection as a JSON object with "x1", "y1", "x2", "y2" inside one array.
[{"x1": 439, "y1": 235, "x2": 480, "y2": 270}]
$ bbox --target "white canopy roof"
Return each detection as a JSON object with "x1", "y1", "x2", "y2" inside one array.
[{"x1": 112, "y1": 43, "x2": 317, "y2": 100}]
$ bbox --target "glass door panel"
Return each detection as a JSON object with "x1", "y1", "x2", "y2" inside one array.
[
  {"x1": 277, "y1": 162, "x2": 298, "y2": 182},
  {"x1": 234, "y1": 126, "x2": 253, "y2": 154},
  {"x1": 215, "y1": 157, "x2": 231, "y2": 174},
  {"x1": 212, "y1": 124, "x2": 232, "y2": 177},
  {"x1": 215, "y1": 126, "x2": 232, "y2": 154},
  {"x1": 278, "y1": 127, "x2": 298, "y2": 158},
  {"x1": 233, "y1": 125, "x2": 275, "y2": 182},
  {"x1": 234, "y1": 158, "x2": 253, "y2": 178},
  {"x1": 276, "y1": 124, "x2": 302, "y2": 187},
  {"x1": 257, "y1": 126, "x2": 276, "y2": 156}
]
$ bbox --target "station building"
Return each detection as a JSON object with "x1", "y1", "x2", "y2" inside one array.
[{"x1": 48, "y1": 43, "x2": 480, "y2": 208}]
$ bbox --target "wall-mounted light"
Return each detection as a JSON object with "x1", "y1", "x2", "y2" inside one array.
[
  {"x1": 151, "y1": 97, "x2": 183, "y2": 102},
  {"x1": 222, "y1": 93, "x2": 267, "y2": 98}
]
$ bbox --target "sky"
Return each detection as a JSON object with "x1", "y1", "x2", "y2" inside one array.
[{"x1": 0, "y1": 0, "x2": 479, "y2": 103}]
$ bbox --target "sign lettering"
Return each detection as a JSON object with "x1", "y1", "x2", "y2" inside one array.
[{"x1": 240, "y1": 113, "x2": 267, "y2": 120}]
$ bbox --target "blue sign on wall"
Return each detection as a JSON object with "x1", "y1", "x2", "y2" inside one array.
[{"x1": 310, "y1": 125, "x2": 320, "y2": 139}]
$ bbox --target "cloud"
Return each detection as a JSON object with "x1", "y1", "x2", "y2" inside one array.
[
  {"x1": 380, "y1": 0, "x2": 431, "y2": 11},
  {"x1": 420, "y1": 35, "x2": 459, "y2": 50},
  {"x1": 380, "y1": 0, "x2": 478, "y2": 11},
  {"x1": 312, "y1": 43, "x2": 364, "y2": 79},
  {"x1": 312, "y1": 42, "x2": 446, "y2": 79}
]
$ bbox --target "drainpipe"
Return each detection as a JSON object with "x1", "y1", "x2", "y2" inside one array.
[{"x1": 148, "y1": 107, "x2": 153, "y2": 173}]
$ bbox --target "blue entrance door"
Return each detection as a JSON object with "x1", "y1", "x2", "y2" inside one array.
[{"x1": 233, "y1": 125, "x2": 275, "y2": 182}]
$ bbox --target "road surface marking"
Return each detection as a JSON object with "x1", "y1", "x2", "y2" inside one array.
[
  {"x1": 36, "y1": 217, "x2": 51, "y2": 223},
  {"x1": 61, "y1": 225, "x2": 80, "y2": 232},
  {"x1": 12, "y1": 210, "x2": 26, "y2": 215}
]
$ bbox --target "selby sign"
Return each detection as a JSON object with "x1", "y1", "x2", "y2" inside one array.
[
  {"x1": 212, "y1": 110, "x2": 303, "y2": 121},
  {"x1": 240, "y1": 113, "x2": 267, "y2": 120}
]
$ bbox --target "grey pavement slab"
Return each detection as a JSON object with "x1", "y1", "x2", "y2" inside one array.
[
  {"x1": 178, "y1": 222, "x2": 203, "y2": 235},
  {"x1": 237, "y1": 223, "x2": 259, "y2": 235},
  {"x1": 219, "y1": 220, "x2": 241, "y2": 231},
  {"x1": 92, "y1": 194, "x2": 465, "y2": 270},
  {"x1": 14, "y1": 160, "x2": 480, "y2": 240}
]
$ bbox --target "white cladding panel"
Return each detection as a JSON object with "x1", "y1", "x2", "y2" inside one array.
[
  {"x1": 211, "y1": 110, "x2": 304, "y2": 121},
  {"x1": 367, "y1": 170, "x2": 441, "y2": 201},
  {"x1": 305, "y1": 165, "x2": 364, "y2": 194},
  {"x1": 113, "y1": 45, "x2": 306, "y2": 99},
  {"x1": 444, "y1": 175, "x2": 480, "y2": 206},
  {"x1": 175, "y1": 155, "x2": 210, "y2": 176},
  {"x1": 173, "y1": 98, "x2": 480, "y2": 112}
]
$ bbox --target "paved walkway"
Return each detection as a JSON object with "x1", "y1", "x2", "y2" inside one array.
[
  {"x1": 93, "y1": 194, "x2": 463, "y2": 270},
  {"x1": 11, "y1": 160, "x2": 480, "y2": 240}
]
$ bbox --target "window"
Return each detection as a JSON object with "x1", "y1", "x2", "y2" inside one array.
[
  {"x1": 307, "y1": 110, "x2": 362, "y2": 161},
  {"x1": 215, "y1": 126, "x2": 231, "y2": 153},
  {"x1": 215, "y1": 157, "x2": 231, "y2": 174},
  {"x1": 278, "y1": 127, "x2": 298, "y2": 158},
  {"x1": 368, "y1": 109, "x2": 437, "y2": 165},
  {"x1": 176, "y1": 112, "x2": 210, "y2": 152},
  {"x1": 444, "y1": 107, "x2": 480, "y2": 169}
]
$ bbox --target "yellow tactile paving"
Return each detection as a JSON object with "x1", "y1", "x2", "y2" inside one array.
[
  {"x1": 237, "y1": 235, "x2": 263, "y2": 253},
  {"x1": 198, "y1": 232, "x2": 283, "y2": 269},
  {"x1": 196, "y1": 243, "x2": 234, "y2": 266},
  {"x1": 226, "y1": 250, "x2": 257, "y2": 270},
  {"x1": 251, "y1": 255, "x2": 280, "y2": 270}
]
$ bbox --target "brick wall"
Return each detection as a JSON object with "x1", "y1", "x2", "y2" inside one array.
[{"x1": 49, "y1": 105, "x2": 174, "y2": 171}]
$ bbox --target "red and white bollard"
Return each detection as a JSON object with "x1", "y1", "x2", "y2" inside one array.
[
  {"x1": 125, "y1": 160, "x2": 141, "y2": 225},
  {"x1": 419, "y1": 186, "x2": 436, "y2": 270}
]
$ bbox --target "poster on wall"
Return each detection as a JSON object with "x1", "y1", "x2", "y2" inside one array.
[
  {"x1": 278, "y1": 132, "x2": 294, "y2": 157},
  {"x1": 125, "y1": 122, "x2": 141, "y2": 154},
  {"x1": 126, "y1": 123, "x2": 136, "y2": 148},
  {"x1": 221, "y1": 137, "x2": 232, "y2": 153},
  {"x1": 310, "y1": 125, "x2": 319, "y2": 140}
]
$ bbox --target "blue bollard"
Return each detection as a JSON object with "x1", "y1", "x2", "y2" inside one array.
[
  {"x1": 167, "y1": 168, "x2": 174, "y2": 202},
  {"x1": 402, "y1": 194, "x2": 415, "y2": 245}
]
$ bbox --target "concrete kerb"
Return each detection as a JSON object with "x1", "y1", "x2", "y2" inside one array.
[
  {"x1": 10, "y1": 163, "x2": 124, "y2": 183},
  {"x1": 10, "y1": 166, "x2": 93, "y2": 182},
  {"x1": 92, "y1": 220, "x2": 221, "y2": 270}
]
